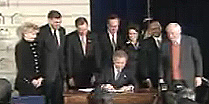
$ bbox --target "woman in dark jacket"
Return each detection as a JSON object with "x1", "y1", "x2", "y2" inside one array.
[
  {"x1": 15, "y1": 22, "x2": 43, "y2": 96},
  {"x1": 124, "y1": 26, "x2": 149, "y2": 87}
]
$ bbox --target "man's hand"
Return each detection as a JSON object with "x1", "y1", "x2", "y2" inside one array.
[
  {"x1": 101, "y1": 84, "x2": 115, "y2": 90},
  {"x1": 195, "y1": 77, "x2": 202, "y2": 87},
  {"x1": 145, "y1": 78, "x2": 152, "y2": 88},
  {"x1": 119, "y1": 85, "x2": 134, "y2": 92},
  {"x1": 90, "y1": 75, "x2": 96, "y2": 85},
  {"x1": 159, "y1": 78, "x2": 165, "y2": 83},
  {"x1": 69, "y1": 78, "x2": 75, "y2": 87}
]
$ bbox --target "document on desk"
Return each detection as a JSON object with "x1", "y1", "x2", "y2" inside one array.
[
  {"x1": 78, "y1": 88, "x2": 95, "y2": 92},
  {"x1": 107, "y1": 89, "x2": 124, "y2": 93}
]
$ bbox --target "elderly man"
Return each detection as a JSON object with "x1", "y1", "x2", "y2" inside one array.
[{"x1": 159, "y1": 22, "x2": 202, "y2": 90}]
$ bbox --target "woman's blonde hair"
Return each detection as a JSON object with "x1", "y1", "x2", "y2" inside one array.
[{"x1": 17, "y1": 22, "x2": 39, "y2": 37}]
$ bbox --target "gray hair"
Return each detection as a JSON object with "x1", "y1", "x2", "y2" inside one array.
[{"x1": 165, "y1": 23, "x2": 182, "y2": 33}]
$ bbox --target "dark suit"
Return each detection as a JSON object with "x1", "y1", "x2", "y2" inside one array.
[
  {"x1": 65, "y1": 30, "x2": 101, "y2": 88},
  {"x1": 159, "y1": 35, "x2": 203, "y2": 89},
  {"x1": 38, "y1": 24, "x2": 66, "y2": 104},
  {"x1": 15, "y1": 39, "x2": 43, "y2": 95},
  {"x1": 143, "y1": 36, "x2": 165, "y2": 87},
  {"x1": 123, "y1": 41, "x2": 148, "y2": 86},
  {"x1": 100, "y1": 66, "x2": 139, "y2": 89},
  {"x1": 98, "y1": 32, "x2": 125, "y2": 69}
]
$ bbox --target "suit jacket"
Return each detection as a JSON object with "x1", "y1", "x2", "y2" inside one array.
[
  {"x1": 143, "y1": 35, "x2": 166, "y2": 87},
  {"x1": 98, "y1": 31, "x2": 125, "y2": 68},
  {"x1": 65, "y1": 30, "x2": 101, "y2": 88},
  {"x1": 123, "y1": 40, "x2": 148, "y2": 83},
  {"x1": 100, "y1": 66, "x2": 139, "y2": 89},
  {"x1": 37, "y1": 24, "x2": 66, "y2": 82},
  {"x1": 159, "y1": 35, "x2": 203, "y2": 89}
]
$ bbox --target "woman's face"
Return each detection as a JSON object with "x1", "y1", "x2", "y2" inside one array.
[
  {"x1": 128, "y1": 29, "x2": 138, "y2": 41},
  {"x1": 23, "y1": 28, "x2": 37, "y2": 42}
]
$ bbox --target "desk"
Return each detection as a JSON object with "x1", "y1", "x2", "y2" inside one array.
[{"x1": 64, "y1": 89, "x2": 158, "y2": 104}]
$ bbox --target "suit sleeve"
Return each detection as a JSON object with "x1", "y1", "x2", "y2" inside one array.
[
  {"x1": 94, "y1": 33, "x2": 102, "y2": 73},
  {"x1": 191, "y1": 37, "x2": 203, "y2": 76},
  {"x1": 15, "y1": 44, "x2": 21, "y2": 72},
  {"x1": 36, "y1": 28, "x2": 46, "y2": 77},
  {"x1": 65, "y1": 36, "x2": 73, "y2": 78},
  {"x1": 140, "y1": 41, "x2": 150, "y2": 79},
  {"x1": 60, "y1": 28, "x2": 66, "y2": 78},
  {"x1": 158, "y1": 43, "x2": 165, "y2": 79}
]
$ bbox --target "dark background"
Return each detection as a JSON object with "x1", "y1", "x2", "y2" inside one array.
[{"x1": 91, "y1": 0, "x2": 209, "y2": 78}]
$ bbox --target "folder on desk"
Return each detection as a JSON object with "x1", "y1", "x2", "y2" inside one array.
[{"x1": 11, "y1": 96, "x2": 45, "y2": 104}]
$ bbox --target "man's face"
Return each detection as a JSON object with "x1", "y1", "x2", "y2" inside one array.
[
  {"x1": 49, "y1": 18, "x2": 62, "y2": 30},
  {"x1": 113, "y1": 57, "x2": 127, "y2": 71},
  {"x1": 107, "y1": 19, "x2": 119, "y2": 35},
  {"x1": 166, "y1": 26, "x2": 181, "y2": 42},
  {"x1": 77, "y1": 22, "x2": 88, "y2": 36},
  {"x1": 147, "y1": 21, "x2": 162, "y2": 37},
  {"x1": 128, "y1": 29, "x2": 138, "y2": 41}
]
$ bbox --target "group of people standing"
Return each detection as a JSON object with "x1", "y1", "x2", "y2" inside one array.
[{"x1": 14, "y1": 10, "x2": 203, "y2": 104}]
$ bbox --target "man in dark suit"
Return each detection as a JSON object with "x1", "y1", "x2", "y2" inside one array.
[
  {"x1": 159, "y1": 22, "x2": 203, "y2": 90},
  {"x1": 98, "y1": 14, "x2": 125, "y2": 71},
  {"x1": 65, "y1": 17, "x2": 101, "y2": 88},
  {"x1": 100, "y1": 50, "x2": 138, "y2": 90},
  {"x1": 143, "y1": 20, "x2": 165, "y2": 88},
  {"x1": 38, "y1": 10, "x2": 66, "y2": 104}
]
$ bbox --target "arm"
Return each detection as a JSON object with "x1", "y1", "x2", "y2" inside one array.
[
  {"x1": 191, "y1": 37, "x2": 203, "y2": 77},
  {"x1": 65, "y1": 35, "x2": 73, "y2": 78},
  {"x1": 191, "y1": 37, "x2": 203, "y2": 86}
]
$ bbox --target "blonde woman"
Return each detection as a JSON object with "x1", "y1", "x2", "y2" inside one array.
[{"x1": 15, "y1": 22, "x2": 43, "y2": 96}]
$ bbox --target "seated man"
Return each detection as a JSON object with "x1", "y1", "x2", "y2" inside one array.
[{"x1": 99, "y1": 50, "x2": 139, "y2": 91}]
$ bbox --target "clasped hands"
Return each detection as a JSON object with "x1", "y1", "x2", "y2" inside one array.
[{"x1": 31, "y1": 77, "x2": 44, "y2": 88}]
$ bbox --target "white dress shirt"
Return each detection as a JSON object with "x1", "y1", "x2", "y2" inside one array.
[
  {"x1": 50, "y1": 25, "x2": 60, "y2": 46},
  {"x1": 153, "y1": 34, "x2": 162, "y2": 48}
]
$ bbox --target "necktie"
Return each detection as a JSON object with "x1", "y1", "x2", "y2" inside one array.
[
  {"x1": 112, "y1": 35, "x2": 116, "y2": 51},
  {"x1": 81, "y1": 35, "x2": 86, "y2": 55},
  {"x1": 115, "y1": 70, "x2": 121, "y2": 80},
  {"x1": 157, "y1": 39, "x2": 161, "y2": 48},
  {"x1": 53, "y1": 30, "x2": 59, "y2": 45}
]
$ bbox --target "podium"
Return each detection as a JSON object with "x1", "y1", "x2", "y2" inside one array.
[{"x1": 64, "y1": 88, "x2": 158, "y2": 104}]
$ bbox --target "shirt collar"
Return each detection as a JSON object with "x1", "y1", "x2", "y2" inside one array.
[
  {"x1": 108, "y1": 31, "x2": 117, "y2": 38},
  {"x1": 49, "y1": 24, "x2": 56, "y2": 34},
  {"x1": 176, "y1": 35, "x2": 181, "y2": 44},
  {"x1": 172, "y1": 35, "x2": 181, "y2": 44},
  {"x1": 153, "y1": 34, "x2": 162, "y2": 42},
  {"x1": 113, "y1": 65, "x2": 122, "y2": 73}
]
